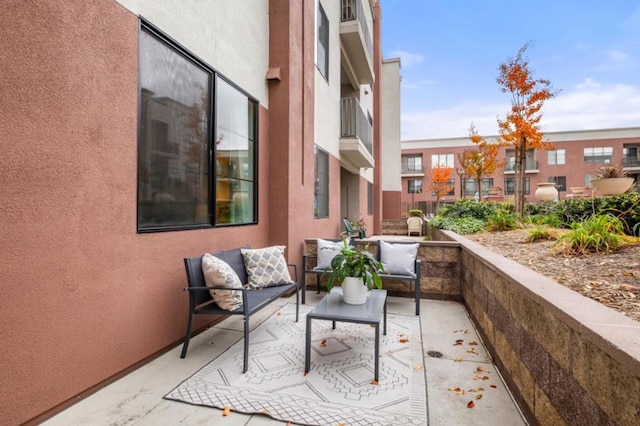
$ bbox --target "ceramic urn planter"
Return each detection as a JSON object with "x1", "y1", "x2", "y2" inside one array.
[
  {"x1": 535, "y1": 182, "x2": 558, "y2": 201},
  {"x1": 591, "y1": 178, "x2": 635, "y2": 196}
]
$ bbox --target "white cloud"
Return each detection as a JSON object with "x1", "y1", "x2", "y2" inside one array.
[
  {"x1": 389, "y1": 50, "x2": 424, "y2": 68},
  {"x1": 401, "y1": 79, "x2": 435, "y2": 90},
  {"x1": 401, "y1": 79, "x2": 640, "y2": 140}
]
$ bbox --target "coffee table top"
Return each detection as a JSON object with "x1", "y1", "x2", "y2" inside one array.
[{"x1": 307, "y1": 288, "x2": 387, "y2": 323}]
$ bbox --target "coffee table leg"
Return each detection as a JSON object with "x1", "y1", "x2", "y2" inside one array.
[
  {"x1": 305, "y1": 316, "x2": 312, "y2": 374},
  {"x1": 374, "y1": 322, "x2": 380, "y2": 382}
]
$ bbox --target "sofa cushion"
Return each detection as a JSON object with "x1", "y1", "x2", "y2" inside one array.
[
  {"x1": 380, "y1": 241, "x2": 419, "y2": 276},
  {"x1": 315, "y1": 238, "x2": 349, "y2": 270},
  {"x1": 241, "y1": 246, "x2": 293, "y2": 288},
  {"x1": 201, "y1": 253, "x2": 243, "y2": 311}
]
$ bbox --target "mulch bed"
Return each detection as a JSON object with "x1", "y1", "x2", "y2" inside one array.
[{"x1": 463, "y1": 229, "x2": 640, "y2": 323}]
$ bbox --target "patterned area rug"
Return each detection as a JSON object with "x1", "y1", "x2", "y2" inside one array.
[{"x1": 165, "y1": 304, "x2": 426, "y2": 426}]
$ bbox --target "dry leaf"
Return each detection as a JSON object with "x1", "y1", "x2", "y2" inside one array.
[
  {"x1": 320, "y1": 339, "x2": 327, "y2": 347},
  {"x1": 453, "y1": 339, "x2": 464, "y2": 346},
  {"x1": 262, "y1": 408, "x2": 269, "y2": 414},
  {"x1": 469, "y1": 341, "x2": 478, "y2": 345},
  {"x1": 466, "y1": 348, "x2": 478, "y2": 354},
  {"x1": 414, "y1": 364, "x2": 423, "y2": 370},
  {"x1": 222, "y1": 406, "x2": 230, "y2": 416},
  {"x1": 454, "y1": 357, "x2": 462, "y2": 362},
  {"x1": 467, "y1": 401, "x2": 475, "y2": 408},
  {"x1": 475, "y1": 366, "x2": 488, "y2": 373},
  {"x1": 482, "y1": 375, "x2": 490, "y2": 380},
  {"x1": 371, "y1": 380, "x2": 379, "y2": 385},
  {"x1": 490, "y1": 384, "x2": 497, "y2": 389},
  {"x1": 399, "y1": 338, "x2": 409, "y2": 343},
  {"x1": 468, "y1": 387, "x2": 484, "y2": 392},
  {"x1": 475, "y1": 394, "x2": 483, "y2": 400},
  {"x1": 276, "y1": 312, "x2": 282, "y2": 316},
  {"x1": 303, "y1": 371, "x2": 308, "y2": 376},
  {"x1": 448, "y1": 386, "x2": 464, "y2": 395}
]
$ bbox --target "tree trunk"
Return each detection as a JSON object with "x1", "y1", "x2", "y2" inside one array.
[{"x1": 515, "y1": 137, "x2": 527, "y2": 216}]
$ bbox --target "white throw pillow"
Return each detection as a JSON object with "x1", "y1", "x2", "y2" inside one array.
[
  {"x1": 315, "y1": 238, "x2": 349, "y2": 270},
  {"x1": 380, "y1": 241, "x2": 419, "y2": 276},
  {"x1": 241, "y1": 246, "x2": 293, "y2": 289},
  {"x1": 201, "y1": 253, "x2": 243, "y2": 311}
]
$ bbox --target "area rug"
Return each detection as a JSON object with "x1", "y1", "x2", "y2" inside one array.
[{"x1": 165, "y1": 304, "x2": 426, "y2": 426}]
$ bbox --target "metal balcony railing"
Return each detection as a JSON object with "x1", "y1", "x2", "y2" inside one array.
[
  {"x1": 401, "y1": 166, "x2": 424, "y2": 174},
  {"x1": 623, "y1": 156, "x2": 640, "y2": 168},
  {"x1": 340, "y1": 97, "x2": 373, "y2": 156},
  {"x1": 340, "y1": 0, "x2": 373, "y2": 62},
  {"x1": 504, "y1": 160, "x2": 538, "y2": 172}
]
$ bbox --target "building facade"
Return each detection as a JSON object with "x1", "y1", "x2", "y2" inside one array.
[
  {"x1": 400, "y1": 127, "x2": 640, "y2": 214},
  {"x1": 0, "y1": 1, "x2": 400, "y2": 423}
]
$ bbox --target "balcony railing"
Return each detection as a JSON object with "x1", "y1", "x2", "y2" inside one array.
[
  {"x1": 341, "y1": 0, "x2": 373, "y2": 62},
  {"x1": 340, "y1": 97, "x2": 372, "y2": 156},
  {"x1": 401, "y1": 166, "x2": 424, "y2": 174},
  {"x1": 504, "y1": 160, "x2": 538, "y2": 172},
  {"x1": 623, "y1": 156, "x2": 640, "y2": 168}
]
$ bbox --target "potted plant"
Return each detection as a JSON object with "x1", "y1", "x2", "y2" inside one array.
[
  {"x1": 326, "y1": 239, "x2": 385, "y2": 305},
  {"x1": 590, "y1": 163, "x2": 635, "y2": 196}
]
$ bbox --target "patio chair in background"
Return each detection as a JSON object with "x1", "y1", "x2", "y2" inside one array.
[
  {"x1": 342, "y1": 218, "x2": 365, "y2": 239},
  {"x1": 407, "y1": 216, "x2": 423, "y2": 236}
]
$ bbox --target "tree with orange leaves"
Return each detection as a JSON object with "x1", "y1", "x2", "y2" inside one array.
[
  {"x1": 462, "y1": 123, "x2": 505, "y2": 201},
  {"x1": 497, "y1": 42, "x2": 558, "y2": 216},
  {"x1": 429, "y1": 165, "x2": 454, "y2": 211}
]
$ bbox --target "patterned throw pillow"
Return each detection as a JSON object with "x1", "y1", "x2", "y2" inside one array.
[
  {"x1": 201, "y1": 253, "x2": 243, "y2": 311},
  {"x1": 380, "y1": 241, "x2": 419, "y2": 276},
  {"x1": 241, "y1": 246, "x2": 293, "y2": 289}
]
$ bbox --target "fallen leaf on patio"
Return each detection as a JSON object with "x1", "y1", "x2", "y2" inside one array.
[
  {"x1": 303, "y1": 371, "x2": 308, "y2": 376},
  {"x1": 371, "y1": 380, "x2": 379, "y2": 385},
  {"x1": 468, "y1": 387, "x2": 484, "y2": 392},
  {"x1": 414, "y1": 364, "x2": 423, "y2": 370},
  {"x1": 466, "y1": 348, "x2": 478, "y2": 354},
  {"x1": 370, "y1": 324, "x2": 376, "y2": 328},
  {"x1": 475, "y1": 366, "x2": 488, "y2": 373},
  {"x1": 453, "y1": 339, "x2": 463, "y2": 346},
  {"x1": 467, "y1": 401, "x2": 475, "y2": 408},
  {"x1": 490, "y1": 384, "x2": 497, "y2": 388},
  {"x1": 454, "y1": 357, "x2": 462, "y2": 362},
  {"x1": 473, "y1": 375, "x2": 481, "y2": 381},
  {"x1": 475, "y1": 394, "x2": 483, "y2": 400},
  {"x1": 464, "y1": 329, "x2": 470, "y2": 334},
  {"x1": 399, "y1": 338, "x2": 409, "y2": 343},
  {"x1": 262, "y1": 408, "x2": 269, "y2": 414},
  {"x1": 320, "y1": 339, "x2": 327, "y2": 347},
  {"x1": 469, "y1": 341, "x2": 478, "y2": 345},
  {"x1": 276, "y1": 312, "x2": 281, "y2": 316},
  {"x1": 222, "y1": 406, "x2": 230, "y2": 416},
  {"x1": 448, "y1": 386, "x2": 464, "y2": 395},
  {"x1": 481, "y1": 376, "x2": 490, "y2": 380}
]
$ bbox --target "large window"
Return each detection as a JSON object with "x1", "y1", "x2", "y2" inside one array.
[
  {"x1": 548, "y1": 149, "x2": 565, "y2": 165},
  {"x1": 315, "y1": 147, "x2": 329, "y2": 218},
  {"x1": 504, "y1": 177, "x2": 530, "y2": 195},
  {"x1": 465, "y1": 178, "x2": 493, "y2": 196},
  {"x1": 431, "y1": 154, "x2": 454, "y2": 168},
  {"x1": 584, "y1": 147, "x2": 613, "y2": 163},
  {"x1": 316, "y1": 2, "x2": 329, "y2": 80},
  {"x1": 431, "y1": 179, "x2": 455, "y2": 196},
  {"x1": 408, "y1": 179, "x2": 422, "y2": 194},
  {"x1": 548, "y1": 176, "x2": 566, "y2": 192},
  {"x1": 403, "y1": 155, "x2": 423, "y2": 173},
  {"x1": 137, "y1": 23, "x2": 257, "y2": 232}
]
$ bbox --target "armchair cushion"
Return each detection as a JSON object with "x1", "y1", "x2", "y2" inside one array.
[
  {"x1": 315, "y1": 238, "x2": 349, "y2": 270},
  {"x1": 380, "y1": 241, "x2": 419, "y2": 276},
  {"x1": 201, "y1": 253, "x2": 243, "y2": 311},
  {"x1": 241, "y1": 246, "x2": 293, "y2": 288}
]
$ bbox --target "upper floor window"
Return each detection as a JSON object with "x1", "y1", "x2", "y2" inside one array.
[
  {"x1": 584, "y1": 147, "x2": 613, "y2": 163},
  {"x1": 316, "y1": 2, "x2": 329, "y2": 80},
  {"x1": 505, "y1": 149, "x2": 537, "y2": 171},
  {"x1": 402, "y1": 155, "x2": 423, "y2": 173},
  {"x1": 548, "y1": 149, "x2": 565, "y2": 165},
  {"x1": 137, "y1": 22, "x2": 257, "y2": 232},
  {"x1": 431, "y1": 154, "x2": 454, "y2": 168}
]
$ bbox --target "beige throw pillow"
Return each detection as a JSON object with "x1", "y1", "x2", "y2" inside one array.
[
  {"x1": 201, "y1": 253, "x2": 243, "y2": 311},
  {"x1": 241, "y1": 246, "x2": 292, "y2": 289}
]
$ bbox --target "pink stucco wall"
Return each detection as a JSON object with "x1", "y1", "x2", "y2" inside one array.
[{"x1": 0, "y1": 2, "x2": 271, "y2": 424}]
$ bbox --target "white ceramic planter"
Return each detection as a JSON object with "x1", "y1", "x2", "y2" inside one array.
[
  {"x1": 535, "y1": 182, "x2": 558, "y2": 201},
  {"x1": 591, "y1": 178, "x2": 635, "y2": 196},
  {"x1": 341, "y1": 277, "x2": 368, "y2": 305}
]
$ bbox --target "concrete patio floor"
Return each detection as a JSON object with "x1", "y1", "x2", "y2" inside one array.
[{"x1": 42, "y1": 291, "x2": 527, "y2": 426}]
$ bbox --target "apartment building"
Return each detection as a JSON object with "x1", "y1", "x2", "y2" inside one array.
[
  {"x1": 400, "y1": 127, "x2": 640, "y2": 214},
  {"x1": 0, "y1": 1, "x2": 402, "y2": 423}
]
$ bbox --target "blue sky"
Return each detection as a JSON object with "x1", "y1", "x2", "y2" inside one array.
[{"x1": 381, "y1": 0, "x2": 640, "y2": 140}]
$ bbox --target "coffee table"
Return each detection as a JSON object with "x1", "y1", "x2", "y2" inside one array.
[{"x1": 304, "y1": 288, "x2": 387, "y2": 381}]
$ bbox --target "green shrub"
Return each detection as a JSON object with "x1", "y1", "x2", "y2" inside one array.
[
  {"x1": 409, "y1": 209, "x2": 423, "y2": 217},
  {"x1": 486, "y1": 209, "x2": 521, "y2": 232},
  {"x1": 526, "y1": 225, "x2": 558, "y2": 242},
  {"x1": 437, "y1": 199, "x2": 499, "y2": 220},
  {"x1": 554, "y1": 214, "x2": 634, "y2": 255},
  {"x1": 428, "y1": 216, "x2": 486, "y2": 235}
]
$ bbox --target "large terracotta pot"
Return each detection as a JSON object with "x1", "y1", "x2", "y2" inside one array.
[
  {"x1": 591, "y1": 178, "x2": 635, "y2": 196},
  {"x1": 341, "y1": 277, "x2": 368, "y2": 305},
  {"x1": 535, "y1": 182, "x2": 558, "y2": 201}
]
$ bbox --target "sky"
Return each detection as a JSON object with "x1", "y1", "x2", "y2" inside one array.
[{"x1": 380, "y1": 0, "x2": 640, "y2": 140}]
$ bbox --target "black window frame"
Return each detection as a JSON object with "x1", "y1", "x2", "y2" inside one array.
[
  {"x1": 136, "y1": 20, "x2": 259, "y2": 233},
  {"x1": 548, "y1": 176, "x2": 567, "y2": 192},
  {"x1": 316, "y1": 1, "x2": 330, "y2": 80},
  {"x1": 314, "y1": 146, "x2": 329, "y2": 219}
]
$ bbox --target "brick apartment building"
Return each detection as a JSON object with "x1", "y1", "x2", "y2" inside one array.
[{"x1": 400, "y1": 127, "x2": 640, "y2": 214}]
